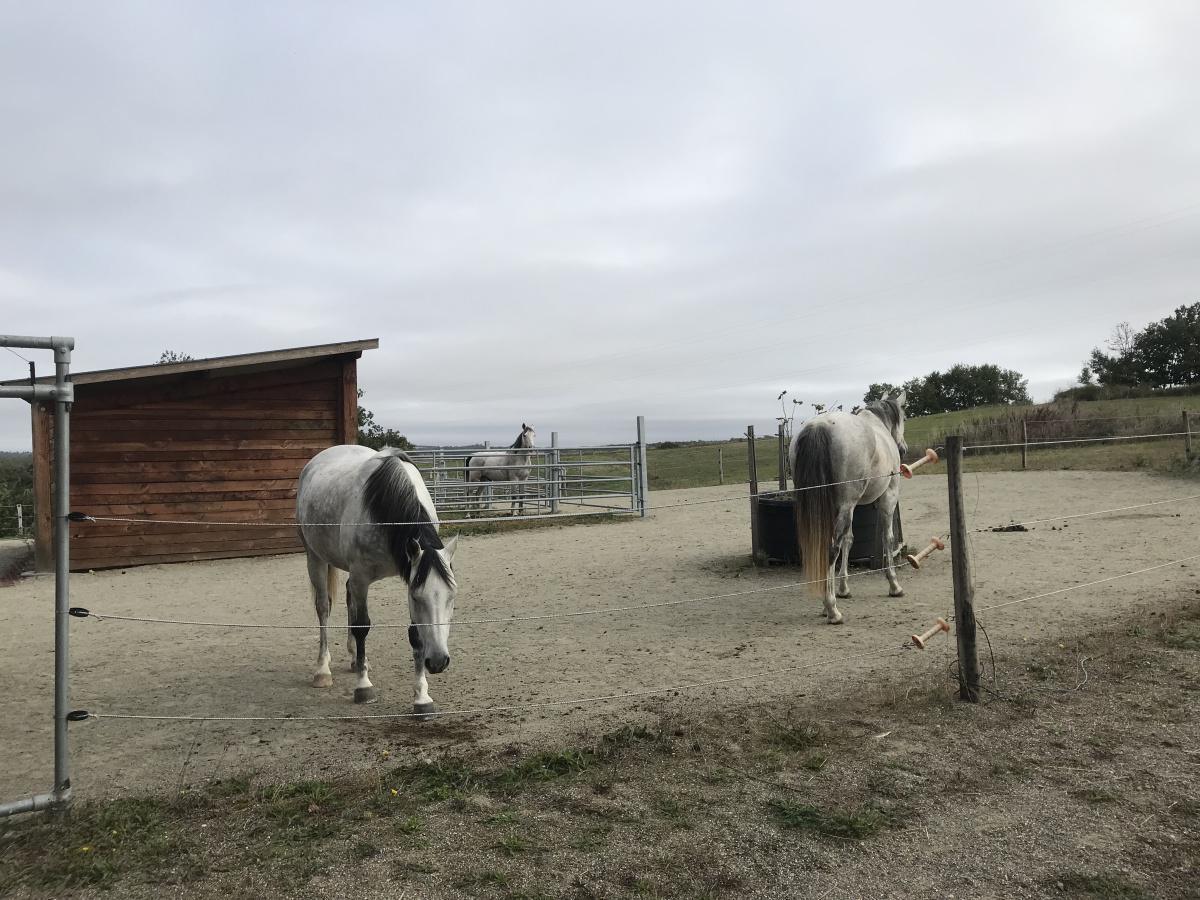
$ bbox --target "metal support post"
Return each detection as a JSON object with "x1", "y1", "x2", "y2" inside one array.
[
  {"x1": 550, "y1": 431, "x2": 561, "y2": 513},
  {"x1": 636, "y1": 416, "x2": 649, "y2": 517}
]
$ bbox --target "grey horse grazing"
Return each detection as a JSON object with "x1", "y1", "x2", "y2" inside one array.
[
  {"x1": 464, "y1": 423, "x2": 536, "y2": 516},
  {"x1": 297, "y1": 445, "x2": 458, "y2": 714},
  {"x1": 789, "y1": 391, "x2": 908, "y2": 624}
]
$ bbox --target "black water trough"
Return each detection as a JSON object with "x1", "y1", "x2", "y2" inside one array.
[{"x1": 756, "y1": 496, "x2": 904, "y2": 568}]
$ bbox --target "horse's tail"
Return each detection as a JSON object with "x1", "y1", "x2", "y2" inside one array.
[
  {"x1": 792, "y1": 426, "x2": 836, "y2": 599},
  {"x1": 326, "y1": 564, "x2": 339, "y2": 608}
]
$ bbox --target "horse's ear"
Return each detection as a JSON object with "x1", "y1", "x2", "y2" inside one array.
[
  {"x1": 522, "y1": 422, "x2": 528, "y2": 430},
  {"x1": 406, "y1": 538, "x2": 422, "y2": 565},
  {"x1": 893, "y1": 389, "x2": 907, "y2": 408},
  {"x1": 442, "y1": 534, "x2": 459, "y2": 564}
]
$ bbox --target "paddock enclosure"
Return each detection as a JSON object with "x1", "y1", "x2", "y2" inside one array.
[
  {"x1": 7, "y1": 340, "x2": 377, "y2": 571},
  {"x1": 1, "y1": 470, "x2": 1196, "y2": 802}
]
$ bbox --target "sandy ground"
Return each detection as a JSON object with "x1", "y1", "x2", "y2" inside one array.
[{"x1": 1, "y1": 470, "x2": 1198, "y2": 804}]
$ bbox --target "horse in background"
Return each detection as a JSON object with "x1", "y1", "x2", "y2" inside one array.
[
  {"x1": 789, "y1": 391, "x2": 908, "y2": 624},
  {"x1": 297, "y1": 445, "x2": 459, "y2": 716},
  {"x1": 464, "y1": 423, "x2": 537, "y2": 516}
]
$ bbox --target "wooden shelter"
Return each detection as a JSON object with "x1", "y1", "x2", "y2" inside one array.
[{"x1": 13, "y1": 339, "x2": 377, "y2": 571}]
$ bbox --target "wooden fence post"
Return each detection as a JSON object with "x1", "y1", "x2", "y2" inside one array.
[
  {"x1": 718, "y1": 448, "x2": 724, "y2": 485},
  {"x1": 946, "y1": 435, "x2": 981, "y2": 702},
  {"x1": 1183, "y1": 410, "x2": 1193, "y2": 459},
  {"x1": 747, "y1": 426, "x2": 764, "y2": 565},
  {"x1": 1021, "y1": 420, "x2": 1028, "y2": 470}
]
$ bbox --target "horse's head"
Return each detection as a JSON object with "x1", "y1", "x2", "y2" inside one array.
[
  {"x1": 406, "y1": 534, "x2": 458, "y2": 675},
  {"x1": 517, "y1": 423, "x2": 537, "y2": 449}
]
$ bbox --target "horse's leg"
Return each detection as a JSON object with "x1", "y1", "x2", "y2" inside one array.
[
  {"x1": 408, "y1": 625, "x2": 437, "y2": 720},
  {"x1": 306, "y1": 551, "x2": 334, "y2": 688},
  {"x1": 344, "y1": 578, "x2": 357, "y2": 671},
  {"x1": 347, "y1": 573, "x2": 376, "y2": 703},
  {"x1": 826, "y1": 507, "x2": 854, "y2": 623},
  {"x1": 880, "y1": 489, "x2": 904, "y2": 597},
  {"x1": 835, "y1": 516, "x2": 854, "y2": 600}
]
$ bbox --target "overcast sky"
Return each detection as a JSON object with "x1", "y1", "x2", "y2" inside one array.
[{"x1": 2, "y1": 2, "x2": 1198, "y2": 449}]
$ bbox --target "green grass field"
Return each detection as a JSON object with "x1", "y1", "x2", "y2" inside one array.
[{"x1": 648, "y1": 395, "x2": 1200, "y2": 491}]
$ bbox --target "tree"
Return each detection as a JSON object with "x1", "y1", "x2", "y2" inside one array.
[
  {"x1": 356, "y1": 389, "x2": 414, "y2": 450},
  {"x1": 863, "y1": 383, "x2": 898, "y2": 404},
  {"x1": 156, "y1": 350, "x2": 194, "y2": 364},
  {"x1": 867, "y1": 365, "x2": 1030, "y2": 416},
  {"x1": 1086, "y1": 304, "x2": 1200, "y2": 388}
]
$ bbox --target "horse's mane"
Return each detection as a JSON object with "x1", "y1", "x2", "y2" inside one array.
[
  {"x1": 510, "y1": 433, "x2": 524, "y2": 449},
  {"x1": 363, "y1": 448, "x2": 453, "y2": 589},
  {"x1": 863, "y1": 397, "x2": 903, "y2": 432}
]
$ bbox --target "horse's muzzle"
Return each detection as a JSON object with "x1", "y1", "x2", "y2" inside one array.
[{"x1": 425, "y1": 653, "x2": 450, "y2": 675}]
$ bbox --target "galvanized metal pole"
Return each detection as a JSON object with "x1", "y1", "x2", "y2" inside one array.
[
  {"x1": 16, "y1": 504, "x2": 22, "y2": 534},
  {"x1": 946, "y1": 435, "x2": 981, "y2": 702},
  {"x1": 718, "y1": 448, "x2": 724, "y2": 485},
  {"x1": 0, "y1": 334, "x2": 75, "y2": 820},
  {"x1": 1021, "y1": 420, "x2": 1028, "y2": 470},
  {"x1": 1183, "y1": 410, "x2": 1193, "y2": 459},
  {"x1": 52, "y1": 341, "x2": 72, "y2": 809},
  {"x1": 550, "y1": 431, "x2": 560, "y2": 513},
  {"x1": 636, "y1": 416, "x2": 649, "y2": 517}
]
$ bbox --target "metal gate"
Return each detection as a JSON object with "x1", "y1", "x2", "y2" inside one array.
[{"x1": 406, "y1": 421, "x2": 648, "y2": 521}]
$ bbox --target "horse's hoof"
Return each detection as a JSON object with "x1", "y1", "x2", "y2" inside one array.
[
  {"x1": 312, "y1": 672, "x2": 333, "y2": 688},
  {"x1": 353, "y1": 687, "x2": 377, "y2": 704},
  {"x1": 889, "y1": 588, "x2": 905, "y2": 598},
  {"x1": 836, "y1": 591, "x2": 852, "y2": 599},
  {"x1": 413, "y1": 702, "x2": 437, "y2": 722},
  {"x1": 827, "y1": 613, "x2": 845, "y2": 625}
]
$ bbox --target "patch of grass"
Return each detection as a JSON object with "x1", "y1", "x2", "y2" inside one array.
[
  {"x1": 766, "y1": 721, "x2": 822, "y2": 752},
  {"x1": 390, "y1": 757, "x2": 479, "y2": 801},
  {"x1": 1160, "y1": 618, "x2": 1200, "y2": 651},
  {"x1": 800, "y1": 752, "x2": 828, "y2": 771},
  {"x1": 1071, "y1": 787, "x2": 1120, "y2": 805},
  {"x1": 454, "y1": 869, "x2": 512, "y2": 890},
  {"x1": 484, "y1": 810, "x2": 522, "y2": 826},
  {"x1": 0, "y1": 796, "x2": 203, "y2": 893},
  {"x1": 495, "y1": 748, "x2": 594, "y2": 792},
  {"x1": 569, "y1": 826, "x2": 614, "y2": 852},
  {"x1": 492, "y1": 833, "x2": 537, "y2": 857},
  {"x1": 349, "y1": 839, "x2": 380, "y2": 860},
  {"x1": 768, "y1": 798, "x2": 896, "y2": 839},
  {"x1": 1051, "y1": 872, "x2": 1151, "y2": 899},
  {"x1": 650, "y1": 795, "x2": 691, "y2": 828}
]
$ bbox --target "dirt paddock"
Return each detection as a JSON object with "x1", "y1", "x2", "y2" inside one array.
[{"x1": 1, "y1": 470, "x2": 1198, "y2": 803}]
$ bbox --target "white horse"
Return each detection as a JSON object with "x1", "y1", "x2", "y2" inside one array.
[
  {"x1": 464, "y1": 424, "x2": 537, "y2": 516},
  {"x1": 790, "y1": 392, "x2": 908, "y2": 624},
  {"x1": 297, "y1": 446, "x2": 459, "y2": 715}
]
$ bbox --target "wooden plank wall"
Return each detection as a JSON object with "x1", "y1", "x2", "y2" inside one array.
[{"x1": 51, "y1": 359, "x2": 353, "y2": 570}]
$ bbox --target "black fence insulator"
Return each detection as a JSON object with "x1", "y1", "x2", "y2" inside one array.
[
  {"x1": 66, "y1": 710, "x2": 91, "y2": 722},
  {"x1": 66, "y1": 511, "x2": 94, "y2": 522},
  {"x1": 68, "y1": 607, "x2": 90, "y2": 618}
]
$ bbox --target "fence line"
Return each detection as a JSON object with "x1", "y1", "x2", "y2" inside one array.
[
  {"x1": 973, "y1": 552, "x2": 1200, "y2": 616},
  {"x1": 974, "y1": 493, "x2": 1200, "y2": 533},
  {"x1": 71, "y1": 562, "x2": 905, "y2": 630},
  {"x1": 964, "y1": 431, "x2": 1188, "y2": 450},
  {"x1": 80, "y1": 643, "x2": 916, "y2": 723},
  {"x1": 74, "y1": 548, "x2": 1200, "y2": 725}
]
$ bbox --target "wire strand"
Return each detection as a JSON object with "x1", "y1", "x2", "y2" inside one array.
[
  {"x1": 76, "y1": 471, "x2": 904, "y2": 529},
  {"x1": 964, "y1": 431, "x2": 1188, "y2": 450},
  {"x1": 974, "y1": 552, "x2": 1200, "y2": 615},
  {"x1": 974, "y1": 493, "x2": 1200, "y2": 533},
  {"x1": 84, "y1": 644, "x2": 914, "y2": 722},
  {"x1": 80, "y1": 562, "x2": 903, "y2": 629}
]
